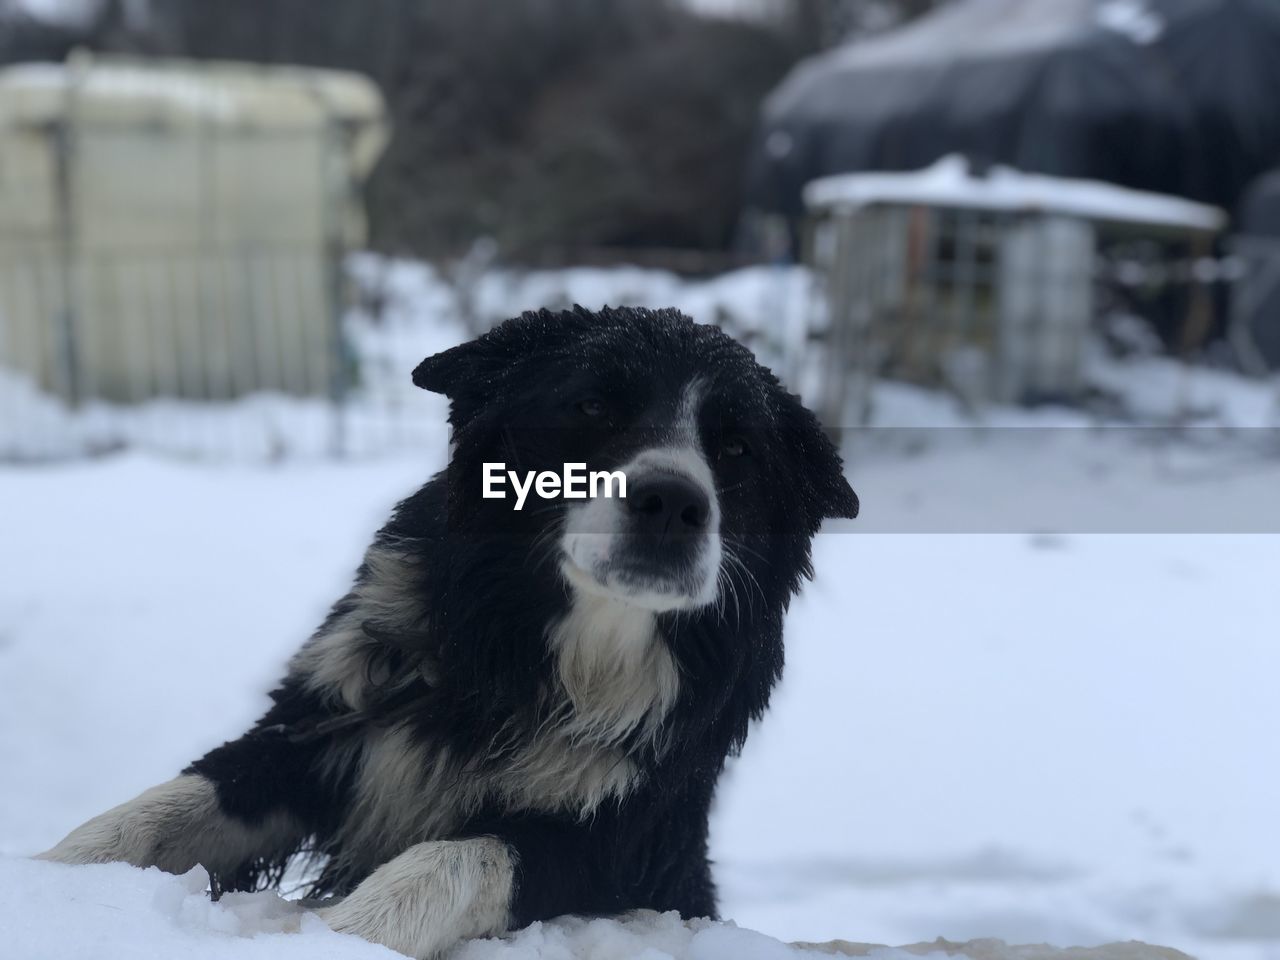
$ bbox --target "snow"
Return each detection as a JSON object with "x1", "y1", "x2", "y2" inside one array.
[
  {"x1": 0, "y1": 864, "x2": 1203, "y2": 960},
  {"x1": 13, "y1": 0, "x2": 103, "y2": 26},
  {"x1": 679, "y1": 0, "x2": 786, "y2": 21},
  {"x1": 818, "y1": 0, "x2": 1099, "y2": 71},
  {"x1": 1095, "y1": 1, "x2": 1165, "y2": 45},
  {"x1": 798, "y1": 0, "x2": 1163, "y2": 73},
  {"x1": 0, "y1": 60, "x2": 238, "y2": 119},
  {"x1": 804, "y1": 157, "x2": 1226, "y2": 232},
  {"x1": 0, "y1": 57, "x2": 384, "y2": 129},
  {"x1": 3, "y1": 398, "x2": 1280, "y2": 958},
  {"x1": 0, "y1": 860, "x2": 1196, "y2": 960},
  {"x1": 2, "y1": 262, "x2": 1280, "y2": 959}
]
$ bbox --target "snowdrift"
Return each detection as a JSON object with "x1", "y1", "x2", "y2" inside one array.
[{"x1": 0, "y1": 857, "x2": 1193, "y2": 960}]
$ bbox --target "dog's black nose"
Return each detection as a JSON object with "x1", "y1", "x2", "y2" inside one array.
[{"x1": 627, "y1": 473, "x2": 710, "y2": 534}]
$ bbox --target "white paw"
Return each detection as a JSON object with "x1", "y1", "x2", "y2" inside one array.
[
  {"x1": 34, "y1": 776, "x2": 219, "y2": 871},
  {"x1": 317, "y1": 898, "x2": 432, "y2": 957},
  {"x1": 314, "y1": 838, "x2": 515, "y2": 959}
]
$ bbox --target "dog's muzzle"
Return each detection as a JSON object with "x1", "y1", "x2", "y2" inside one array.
[
  {"x1": 628, "y1": 470, "x2": 710, "y2": 537},
  {"x1": 561, "y1": 450, "x2": 722, "y2": 612}
]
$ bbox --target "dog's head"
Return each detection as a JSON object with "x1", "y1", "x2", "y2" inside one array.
[{"x1": 414, "y1": 306, "x2": 857, "y2": 615}]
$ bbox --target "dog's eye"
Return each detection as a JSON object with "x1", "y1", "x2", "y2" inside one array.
[
  {"x1": 722, "y1": 435, "x2": 750, "y2": 458},
  {"x1": 576, "y1": 398, "x2": 606, "y2": 418}
]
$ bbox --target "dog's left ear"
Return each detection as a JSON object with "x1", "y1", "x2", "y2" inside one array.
[
  {"x1": 413, "y1": 306, "x2": 598, "y2": 399},
  {"x1": 412, "y1": 338, "x2": 507, "y2": 397},
  {"x1": 781, "y1": 394, "x2": 859, "y2": 529},
  {"x1": 414, "y1": 309, "x2": 554, "y2": 397}
]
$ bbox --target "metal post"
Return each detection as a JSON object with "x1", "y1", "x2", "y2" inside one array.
[
  {"x1": 49, "y1": 116, "x2": 80, "y2": 408},
  {"x1": 1176, "y1": 232, "x2": 1216, "y2": 423},
  {"x1": 321, "y1": 117, "x2": 351, "y2": 459}
]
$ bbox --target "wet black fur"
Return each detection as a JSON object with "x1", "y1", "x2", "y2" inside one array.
[{"x1": 186, "y1": 306, "x2": 857, "y2": 924}]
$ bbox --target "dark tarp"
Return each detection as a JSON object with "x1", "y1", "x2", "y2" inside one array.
[
  {"x1": 1237, "y1": 168, "x2": 1280, "y2": 367},
  {"x1": 748, "y1": 0, "x2": 1280, "y2": 217},
  {"x1": 1240, "y1": 169, "x2": 1280, "y2": 237},
  {"x1": 1157, "y1": 0, "x2": 1280, "y2": 208}
]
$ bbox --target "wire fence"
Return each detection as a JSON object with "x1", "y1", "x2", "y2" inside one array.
[
  {"x1": 0, "y1": 244, "x2": 456, "y2": 461},
  {"x1": 802, "y1": 203, "x2": 1254, "y2": 429},
  {"x1": 1, "y1": 234, "x2": 1277, "y2": 464}
]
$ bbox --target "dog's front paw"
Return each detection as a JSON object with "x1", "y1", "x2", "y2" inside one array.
[
  {"x1": 317, "y1": 896, "x2": 439, "y2": 959},
  {"x1": 315, "y1": 838, "x2": 515, "y2": 959},
  {"x1": 37, "y1": 809, "x2": 160, "y2": 867},
  {"x1": 35, "y1": 776, "x2": 218, "y2": 872}
]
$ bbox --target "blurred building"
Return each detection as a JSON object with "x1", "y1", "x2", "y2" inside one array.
[
  {"x1": 742, "y1": 0, "x2": 1280, "y2": 402},
  {"x1": 746, "y1": 0, "x2": 1280, "y2": 218},
  {"x1": 0, "y1": 54, "x2": 386, "y2": 404},
  {"x1": 802, "y1": 156, "x2": 1224, "y2": 422}
]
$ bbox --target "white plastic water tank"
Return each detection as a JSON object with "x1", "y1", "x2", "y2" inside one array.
[{"x1": 0, "y1": 54, "x2": 387, "y2": 402}]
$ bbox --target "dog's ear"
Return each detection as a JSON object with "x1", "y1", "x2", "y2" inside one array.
[
  {"x1": 780, "y1": 393, "x2": 859, "y2": 529},
  {"x1": 412, "y1": 305, "x2": 598, "y2": 398},
  {"x1": 412, "y1": 339, "x2": 504, "y2": 397}
]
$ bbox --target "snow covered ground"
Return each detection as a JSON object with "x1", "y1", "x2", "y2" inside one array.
[
  {"x1": 3, "y1": 394, "x2": 1280, "y2": 958},
  {"x1": 2, "y1": 262, "x2": 1280, "y2": 959}
]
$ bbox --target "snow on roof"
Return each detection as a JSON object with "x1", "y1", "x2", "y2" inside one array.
[
  {"x1": 804, "y1": 156, "x2": 1225, "y2": 231},
  {"x1": 824, "y1": 0, "x2": 1099, "y2": 71},
  {"x1": 766, "y1": 0, "x2": 1170, "y2": 119},
  {"x1": 1095, "y1": 0, "x2": 1165, "y2": 44},
  {"x1": 1, "y1": 61, "x2": 240, "y2": 120},
  {"x1": 817, "y1": 0, "x2": 1165, "y2": 74},
  {"x1": 0, "y1": 55, "x2": 384, "y2": 129},
  {"x1": 14, "y1": 0, "x2": 103, "y2": 27}
]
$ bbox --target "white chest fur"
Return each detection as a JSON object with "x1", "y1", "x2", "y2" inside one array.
[
  {"x1": 546, "y1": 591, "x2": 680, "y2": 750},
  {"x1": 479, "y1": 591, "x2": 682, "y2": 819}
]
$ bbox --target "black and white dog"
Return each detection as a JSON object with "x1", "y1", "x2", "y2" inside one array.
[{"x1": 39, "y1": 306, "x2": 857, "y2": 958}]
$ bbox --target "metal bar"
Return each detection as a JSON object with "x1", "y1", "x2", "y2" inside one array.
[
  {"x1": 322, "y1": 119, "x2": 350, "y2": 459},
  {"x1": 49, "y1": 118, "x2": 81, "y2": 408}
]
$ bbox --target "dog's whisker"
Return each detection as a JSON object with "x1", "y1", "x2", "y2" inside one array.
[
  {"x1": 724, "y1": 539, "x2": 770, "y2": 565},
  {"x1": 725, "y1": 548, "x2": 765, "y2": 618},
  {"x1": 716, "y1": 559, "x2": 743, "y2": 626}
]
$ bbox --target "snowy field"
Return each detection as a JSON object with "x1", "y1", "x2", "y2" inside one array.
[
  {"x1": 2, "y1": 264, "x2": 1280, "y2": 960},
  {"x1": 3, "y1": 414, "x2": 1280, "y2": 958}
]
